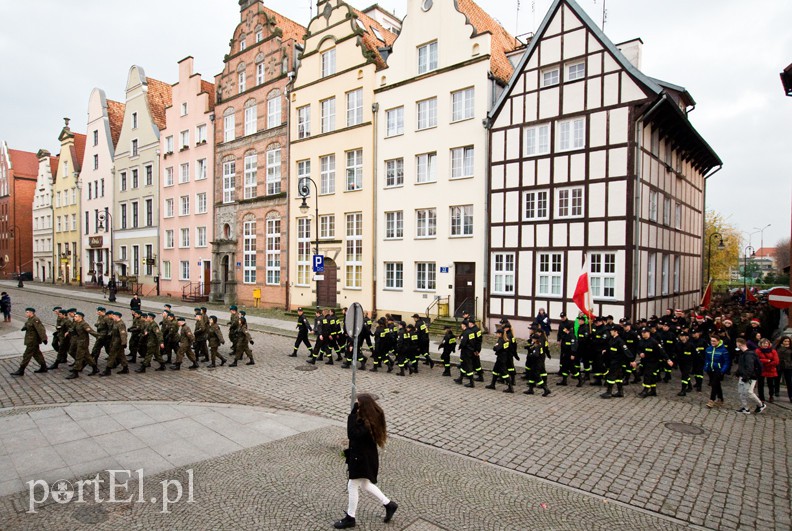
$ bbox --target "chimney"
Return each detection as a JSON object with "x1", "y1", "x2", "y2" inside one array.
[
  {"x1": 239, "y1": 0, "x2": 258, "y2": 12},
  {"x1": 616, "y1": 38, "x2": 643, "y2": 70}
]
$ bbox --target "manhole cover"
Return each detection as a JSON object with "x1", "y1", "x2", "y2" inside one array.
[
  {"x1": 664, "y1": 422, "x2": 706, "y2": 436},
  {"x1": 295, "y1": 365, "x2": 318, "y2": 371}
]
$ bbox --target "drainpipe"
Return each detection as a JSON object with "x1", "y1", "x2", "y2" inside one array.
[
  {"x1": 371, "y1": 101, "x2": 379, "y2": 316},
  {"x1": 284, "y1": 66, "x2": 297, "y2": 311}
]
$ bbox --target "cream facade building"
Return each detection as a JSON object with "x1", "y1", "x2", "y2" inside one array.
[
  {"x1": 113, "y1": 66, "x2": 171, "y2": 294},
  {"x1": 375, "y1": 0, "x2": 516, "y2": 320},
  {"x1": 52, "y1": 119, "x2": 85, "y2": 284},
  {"x1": 288, "y1": 0, "x2": 397, "y2": 310},
  {"x1": 32, "y1": 150, "x2": 57, "y2": 282}
]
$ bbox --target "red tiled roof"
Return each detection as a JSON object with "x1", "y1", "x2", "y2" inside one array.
[
  {"x1": 754, "y1": 248, "x2": 776, "y2": 258},
  {"x1": 353, "y1": 8, "x2": 398, "y2": 70},
  {"x1": 49, "y1": 156, "x2": 59, "y2": 178},
  {"x1": 456, "y1": 0, "x2": 518, "y2": 84},
  {"x1": 7, "y1": 149, "x2": 38, "y2": 178},
  {"x1": 106, "y1": 99, "x2": 125, "y2": 148},
  {"x1": 145, "y1": 77, "x2": 173, "y2": 131},
  {"x1": 260, "y1": 5, "x2": 306, "y2": 44},
  {"x1": 200, "y1": 80, "x2": 216, "y2": 111},
  {"x1": 72, "y1": 133, "x2": 86, "y2": 172}
]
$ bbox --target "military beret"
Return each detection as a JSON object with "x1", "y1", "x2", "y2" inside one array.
[
  {"x1": 52, "y1": 306, "x2": 62, "y2": 311},
  {"x1": 97, "y1": 306, "x2": 106, "y2": 312},
  {"x1": 194, "y1": 307, "x2": 201, "y2": 313},
  {"x1": 164, "y1": 304, "x2": 172, "y2": 309},
  {"x1": 177, "y1": 317, "x2": 186, "y2": 322},
  {"x1": 148, "y1": 312, "x2": 157, "y2": 318},
  {"x1": 76, "y1": 311, "x2": 85, "y2": 317},
  {"x1": 240, "y1": 310, "x2": 246, "y2": 315},
  {"x1": 229, "y1": 305, "x2": 238, "y2": 310},
  {"x1": 200, "y1": 307, "x2": 207, "y2": 311},
  {"x1": 115, "y1": 312, "x2": 123, "y2": 318},
  {"x1": 67, "y1": 308, "x2": 77, "y2": 313},
  {"x1": 25, "y1": 307, "x2": 36, "y2": 313}
]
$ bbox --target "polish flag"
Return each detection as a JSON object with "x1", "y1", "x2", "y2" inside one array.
[
  {"x1": 700, "y1": 280, "x2": 712, "y2": 309},
  {"x1": 573, "y1": 257, "x2": 596, "y2": 319}
]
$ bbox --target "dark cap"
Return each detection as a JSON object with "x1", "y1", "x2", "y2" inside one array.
[
  {"x1": 164, "y1": 304, "x2": 172, "y2": 309},
  {"x1": 640, "y1": 327, "x2": 651, "y2": 334},
  {"x1": 25, "y1": 307, "x2": 36, "y2": 313},
  {"x1": 411, "y1": 313, "x2": 420, "y2": 318},
  {"x1": 52, "y1": 306, "x2": 62, "y2": 311},
  {"x1": 297, "y1": 307, "x2": 303, "y2": 312},
  {"x1": 240, "y1": 310, "x2": 246, "y2": 315},
  {"x1": 97, "y1": 306, "x2": 106, "y2": 312},
  {"x1": 229, "y1": 305, "x2": 238, "y2": 311},
  {"x1": 75, "y1": 311, "x2": 85, "y2": 317},
  {"x1": 559, "y1": 312, "x2": 566, "y2": 317},
  {"x1": 177, "y1": 317, "x2": 186, "y2": 322}
]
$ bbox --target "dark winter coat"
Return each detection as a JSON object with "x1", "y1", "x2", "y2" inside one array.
[{"x1": 345, "y1": 406, "x2": 380, "y2": 483}]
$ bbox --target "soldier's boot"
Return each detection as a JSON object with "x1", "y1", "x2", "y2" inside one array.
[
  {"x1": 65, "y1": 370, "x2": 79, "y2": 379},
  {"x1": 9, "y1": 368, "x2": 25, "y2": 377},
  {"x1": 576, "y1": 376, "x2": 584, "y2": 388},
  {"x1": 134, "y1": 365, "x2": 146, "y2": 373},
  {"x1": 397, "y1": 366, "x2": 406, "y2": 376},
  {"x1": 369, "y1": 364, "x2": 379, "y2": 372},
  {"x1": 582, "y1": 372, "x2": 591, "y2": 382},
  {"x1": 541, "y1": 385, "x2": 551, "y2": 397},
  {"x1": 612, "y1": 383, "x2": 624, "y2": 397},
  {"x1": 663, "y1": 372, "x2": 671, "y2": 383},
  {"x1": 524, "y1": 385, "x2": 535, "y2": 395},
  {"x1": 188, "y1": 362, "x2": 200, "y2": 370},
  {"x1": 694, "y1": 380, "x2": 702, "y2": 392},
  {"x1": 504, "y1": 380, "x2": 514, "y2": 393},
  {"x1": 453, "y1": 375, "x2": 464, "y2": 384},
  {"x1": 687, "y1": 381, "x2": 694, "y2": 391},
  {"x1": 34, "y1": 365, "x2": 48, "y2": 373},
  {"x1": 426, "y1": 355, "x2": 434, "y2": 368},
  {"x1": 219, "y1": 356, "x2": 227, "y2": 366},
  {"x1": 307, "y1": 357, "x2": 316, "y2": 364},
  {"x1": 475, "y1": 372, "x2": 484, "y2": 382},
  {"x1": 485, "y1": 375, "x2": 497, "y2": 390},
  {"x1": 342, "y1": 361, "x2": 351, "y2": 369},
  {"x1": 48, "y1": 361, "x2": 60, "y2": 370},
  {"x1": 601, "y1": 384, "x2": 613, "y2": 399},
  {"x1": 166, "y1": 354, "x2": 172, "y2": 364},
  {"x1": 290, "y1": 347, "x2": 298, "y2": 357},
  {"x1": 87, "y1": 366, "x2": 99, "y2": 376},
  {"x1": 557, "y1": 376, "x2": 568, "y2": 386},
  {"x1": 98, "y1": 368, "x2": 112, "y2": 377},
  {"x1": 442, "y1": 367, "x2": 451, "y2": 376},
  {"x1": 335, "y1": 352, "x2": 343, "y2": 362},
  {"x1": 245, "y1": 359, "x2": 254, "y2": 365},
  {"x1": 170, "y1": 363, "x2": 181, "y2": 371},
  {"x1": 632, "y1": 375, "x2": 642, "y2": 384},
  {"x1": 156, "y1": 363, "x2": 167, "y2": 371},
  {"x1": 117, "y1": 367, "x2": 129, "y2": 374},
  {"x1": 677, "y1": 384, "x2": 687, "y2": 397},
  {"x1": 464, "y1": 377, "x2": 475, "y2": 388},
  {"x1": 228, "y1": 360, "x2": 238, "y2": 367},
  {"x1": 638, "y1": 387, "x2": 649, "y2": 398},
  {"x1": 326, "y1": 356, "x2": 335, "y2": 365}
]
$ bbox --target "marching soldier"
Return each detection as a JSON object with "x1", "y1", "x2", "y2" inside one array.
[
  {"x1": 172, "y1": 317, "x2": 199, "y2": 370},
  {"x1": 229, "y1": 317, "x2": 255, "y2": 366},
  {"x1": 100, "y1": 311, "x2": 129, "y2": 375},
  {"x1": 228, "y1": 305, "x2": 240, "y2": 359},
  {"x1": 65, "y1": 312, "x2": 99, "y2": 379},
  {"x1": 486, "y1": 325, "x2": 514, "y2": 393},
  {"x1": 90, "y1": 306, "x2": 111, "y2": 363},
  {"x1": 10, "y1": 307, "x2": 48, "y2": 377},
  {"x1": 524, "y1": 332, "x2": 551, "y2": 396},
  {"x1": 395, "y1": 321, "x2": 413, "y2": 376},
  {"x1": 49, "y1": 308, "x2": 72, "y2": 370},
  {"x1": 370, "y1": 317, "x2": 389, "y2": 372},
  {"x1": 469, "y1": 319, "x2": 484, "y2": 381},
  {"x1": 135, "y1": 313, "x2": 166, "y2": 373},
  {"x1": 207, "y1": 316, "x2": 227, "y2": 367},
  {"x1": 291, "y1": 307, "x2": 312, "y2": 357},
  {"x1": 438, "y1": 325, "x2": 456, "y2": 377},
  {"x1": 557, "y1": 322, "x2": 580, "y2": 387},
  {"x1": 308, "y1": 308, "x2": 330, "y2": 364},
  {"x1": 193, "y1": 308, "x2": 209, "y2": 362},
  {"x1": 127, "y1": 309, "x2": 143, "y2": 364}
]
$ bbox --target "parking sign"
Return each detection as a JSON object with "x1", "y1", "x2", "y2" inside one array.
[{"x1": 312, "y1": 254, "x2": 324, "y2": 273}]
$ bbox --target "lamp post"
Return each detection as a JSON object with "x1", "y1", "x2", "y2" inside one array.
[
  {"x1": 706, "y1": 232, "x2": 725, "y2": 283},
  {"x1": 743, "y1": 245, "x2": 756, "y2": 297},
  {"x1": 97, "y1": 210, "x2": 116, "y2": 302},
  {"x1": 10, "y1": 225, "x2": 23, "y2": 288},
  {"x1": 297, "y1": 177, "x2": 319, "y2": 306},
  {"x1": 752, "y1": 224, "x2": 771, "y2": 253}
]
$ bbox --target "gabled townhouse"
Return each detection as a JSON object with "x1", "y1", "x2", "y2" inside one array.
[
  {"x1": 160, "y1": 57, "x2": 215, "y2": 300},
  {"x1": 288, "y1": 0, "x2": 398, "y2": 310},
  {"x1": 81, "y1": 88, "x2": 125, "y2": 287},
  {"x1": 374, "y1": 0, "x2": 516, "y2": 320},
  {"x1": 52, "y1": 119, "x2": 86, "y2": 284},
  {"x1": 486, "y1": 0, "x2": 721, "y2": 335},
  {"x1": 113, "y1": 66, "x2": 172, "y2": 295},
  {"x1": 210, "y1": 0, "x2": 305, "y2": 306},
  {"x1": 33, "y1": 149, "x2": 58, "y2": 282},
  {"x1": 0, "y1": 142, "x2": 37, "y2": 280}
]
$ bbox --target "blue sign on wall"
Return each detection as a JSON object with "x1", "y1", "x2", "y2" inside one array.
[
  {"x1": 439, "y1": 267, "x2": 449, "y2": 273},
  {"x1": 313, "y1": 255, "x2": 325, "y2": 273}
]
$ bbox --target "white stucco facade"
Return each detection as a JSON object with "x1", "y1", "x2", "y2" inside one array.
[{"x1": 33, "y1": 150, "x2": 55, "y2": 282}]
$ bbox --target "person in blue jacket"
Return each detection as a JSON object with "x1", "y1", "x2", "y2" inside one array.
[{"x1": 704, "y1": 335, "x2": 730, "y2": 408}]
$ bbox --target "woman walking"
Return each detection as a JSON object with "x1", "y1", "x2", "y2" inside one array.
[
  {"x1": 334, "y1": 393, "x2": 398, "y2": 529},
  {"x1": 755, "y1": 338, "x2": 779, "y2": 403},
  {"x1": 775, "y1": 336, "x2": 792, "y2": 402}
]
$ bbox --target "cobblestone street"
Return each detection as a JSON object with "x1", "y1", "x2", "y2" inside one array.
[{"x1": 0, "y1": 284, "x2": 789, "y2": 529}]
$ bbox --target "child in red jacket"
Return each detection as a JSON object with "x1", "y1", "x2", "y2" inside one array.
[{"x1": 756, "y1": 338, "x2": 779, "y2": 403}]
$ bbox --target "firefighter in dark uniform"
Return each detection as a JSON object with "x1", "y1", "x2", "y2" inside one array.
[
  {"x1": 557, "y1": 322, "x2": 580, "y2": 386},
  {"x1": 589, "y1": 317, "x2": 608, "y2": 386},
  {"x1": 454, "y1": 320, "x2": 476, "y2": 388},
  {"x1": 657, "y1": 322, "x2": 677, "y2": 383},
  {"x1": 329, "y1": 309, "x2": 344, "y2": 361},
  {"x1": 308, "y1": 308, "x2": 328, "y2": 364},
  {"x1": 501, "y1": 318, "x2": 518, "y2": 385},
  {"x1": 413, "y1": 313, "x2": 433, "y2": 368},
  {"x1": 674, "y1": 329, "x2": 695, "y2": 396},
  {"x1": 395, "y1": 321, "x2": 411, "y2": 376},
  {"x1": 469, "y1": 319, "x2": 484, "y2": 381},
  {"x1": 576, "y1": 315, "x2": 591, "y2": 381},
  {"x1": 601, "y1": 325, "x2": 634, "y2": 398},
  {"x1": 10, "y1": 307, "x2": 48, "y2": 376},
  {"x1": 343, "y1": 327, "x2": 368, "y2": 370},
  {"x1": 524, "y1": 332, "x2": 551, "y2": 396},
  {"x1": 370, "y1": 317, "x2": 388, "y2": 372},
  {"x1": 486, "y1": 326, "x2": 514, "y2": 393},
  {"x1": 362, "y1": 312, "x2": 375, "y2": 355},
  {"x1": 689, "y1": 328, "x2": 706, "y2": 392},
  {"x1": 633, "y1": 327, "x2": 673, "y2": 397},
  {"x1": 292, "y1": 308, "x2": 312, "y2": 357},
  {"x1": 438, "y1": 325, "x2": 456, "y2": 376},
  {"x1": 619, "y1": 320, "x2": 639, "y2": 385}
]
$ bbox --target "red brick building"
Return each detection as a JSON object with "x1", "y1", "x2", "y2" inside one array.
[{"x1": 0, "y1": 141, "x2": 38, "y2": 280}]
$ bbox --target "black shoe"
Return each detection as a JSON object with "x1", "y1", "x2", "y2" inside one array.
[
  {"x1": 170, "y1": 364, "x2": 181, "y2": 371},
  {"x1": 638, "y1": 389, "x2": 649, "y2": 398},
  {"x1": 34, "y1": 366, "x2": 48, "y2": 374},
  {"x1": 504, "y1": 386, "x2": 514, "y2": 393},
  {"x1": 98, "y1": 368, "x2": 112, "y2": 377},
  {"x1": 475, "y1": 374, "x2": 484, "y2": 382},
  {"x1": 556, "y1": 379, "x2": 568, "y2": 386},
  {"x1": 117, "y1": 367, "x2": 129, "y2": 374},
  {"x1": 188, "y1": 363, "x2": 200, "y2": 370},
  {"x1": 575, "y1": 379, "x2": 583, "y2": 387},
  {"x1": 523, "y1": 388, "x2": 534, "y2": 395},
  {"x1": 9, "y1": 368, "x2": 24, "y2": 377},
  {"x1": 289, "y1": 352, "x2": 298, "y2": 357},
  {"x1": 47, "y1": 362, "x2": 60, "y2": 370},
  {"x1": 246, "y1": 361, "x2": 255, "y2": 365},
  {"x1": 485, "y1": 383, "x2": 496, "y2": 390},
  {"x1": 612, "y1": 391, "x2": 624, "y2": 397},
  {"x1": 542, "y1": 387, "x2": 551, "y2": 397},
  {"x1": 135, "y1": 366, "x2": 146, "y2": 373},
  {"x1": 87, "y1": 367, "x2": 99, "y2": 376},
  {"x1": 228, "y1": 361, "x2": 238, "y2": 367},
  {"x1": 65, "y1": 371, "x2": 79, "y2": 379},
  {"x1": 453, "y1": 377, "x2": 463, "y2": 384},
  {"x1": 307, "y1": 358, "x2": 316, "y2": 364},
  {"x1": 156, "y1": 364, "x2": 167, "y2": 371},
  {"x1": 442, "y1": 369, "x2": 451, "y2": 376},
  {"x1": 387, "y1": 364, "x2": 394, "y2": 373},
  {"x1": 333, "y1": 514, "x2": 356, "y2": 529},
  {"x1": 220, "y1": 358, "x2": 227, "y2": 366},
  {"x1": 384, "y1": 501, "x2": 398, "y2": 523},
  {"x1": 326, "y1": 358, "x2": 335, "y2": 365},
  {"x1": 209, "y1": 363, "x2": 216, "y2": 368},
  {"x1": 600, "y1": 392, "x2": 612, "y2": 399},
  {"x1": 464, "y1": 381, "x2": 475, "y2": 388},
  {"x1": 369, "y1": 366, "x2": 378, "y2": 372}
]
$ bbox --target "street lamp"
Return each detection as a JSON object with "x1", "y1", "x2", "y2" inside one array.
[
  {"x1": 706, "y1": 232, "x2": 725, "y2": 283},
  {"x1": 97, "y1": 210, "x2": 116, "y2": 302},
  {"x1": 743, "y1": 245, "x2": 756, "y2": 298},
  {"x1": 752, "y1": 224, "x2": 771, "y2": 253},
  {"x1": 10, "y1": 226, "x2": 23, "y2": 288},
  {"x1": 297, "y1": 177, "x2": 320, "y2": 305}
]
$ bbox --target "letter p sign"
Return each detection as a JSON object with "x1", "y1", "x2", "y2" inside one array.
[{"x1": 312, "y1": 255, "x2": 324, "y2": 273}]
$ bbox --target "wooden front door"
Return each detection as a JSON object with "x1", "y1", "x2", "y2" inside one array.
[
  {"x1": 202, "y1": 261, "x2": 211, "y2": 295},
  {"x1": 454, "y1": 262, "x2": 476, "y2": 318},
  {"x1": 317, "y1": 257, "x2": 337, "y2": 308}
]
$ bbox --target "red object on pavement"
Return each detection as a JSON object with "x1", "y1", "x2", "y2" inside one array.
[{"x1": 767, "y1": 287, "x2": 792, "y2": 309}]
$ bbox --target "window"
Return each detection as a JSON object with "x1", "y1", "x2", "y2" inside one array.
[
  {"x1": 164, "y1": 230, "x2": 174, "y2": 249},
  {"x1": 164, "y1": 198, "x2": 174, "y2": 218},
  {"x1": 345, "y1": 213, "x2": 363, "y2": 288},
  {"x1": 120, "y1": 204, "x2": 127, "y2": 228},
  {"x1": 450, "y1": 205, "x2": 473, "y2": 236},
  {"x1": 661, "y1": 254, "x2": 670, "y2": 295},
  {"x1": 120, "y1": 245, "x2": 127, "y2": 261},
  {"x1": 384, "y1": 262, "x2": 403, "y2": 289},
  {"x1": 416, "y1": 152, "x2": 437, "y2": 183},
  {"x1": 417, "y1": 98, "x2": 437, "y2": 130},
  {"x1": 524, "y1": 190, "x2": 549, "y2": 220},
  {"x1": 244, "y1": 152, "x2": 257, "y2": 199},
  {"x1": 132, "y1": 112, "x2": 138, "y2": 129},
  {"x1": 663, "y1": 197, "x2": 672, "y2": 226},
  {"x1": 256, "y1": 63, "x2": 265, "y2": 85},
  {"x1": 385, "y1": 211, "x2": 403, "y2": 239},
  {"x1": 525, "y1": 123, "x2": 550, "y2": 156},
  {"x1": 386, "y1": 107, "x2": 404, "y2": 137},
  {"x1": 451, "y1": 88, "x2": 474, "y2": 121},
  {"x1": 165, "y1": 167, "x2": 174, "y2": 186},
  {"x1": 180, "y1": 102, "x2": 188, "y2": 116},
  {"x1": 56, "y1": 216, "x2": 62, "y2": 232},
  {"x1": 673, "y1": 256, "x2": 680, "y2": 293},
  {"x1": 346, "y1": 89, "x2": 363, "y2": 126},
  {"x1": 538, "y1": 253, "x2": 563, "y2": 296},
  {"x1": 132, "y1": 245, "x2": 139, "y2": 275},
  {"x1": 180, "y1": 195, "x2": 190, "y2": 216},
  {"x1": 297, "y1": 218, "x2": 311, "y2": 286},
  {"x1": 567, "y1": 61, "x2": 585, "y2": 81},
  {"x1": 243, "y1": 220, "x2": 256, "y2": 283},
  {"x1": 145, "y1": 165, "x2": 153, "y2": 186},
  {"x1": 675, "y1": 203, "x2": 682, "y2": 229},
  {"x1": 346, "y1": 149, "x2": 363, "y2": 191},
  {"x1": 385, "y1": 158, "x2": 404, "y2": 187},
  {"x1": 417, "y1": 41, "x2": 438, "y2": 74},
  {"x1": 557, "y1": 187, "x2": 584, "y2": 218},
  {"x1": 321, "y1": 48, "x2": 336, "y2": 77},
  {"x1": 267, "y1": 93, "x2": 281, "y2": 128},
  {"x1": 224, "y1": 110, "x2": 235, "y2": 142},
  {"x1": 93, "y1": 154, "x2": 99, "y2": 170},
  {"x1": 238, "y1": 71, "x2": 246, "y2": 94},
  {"x1": 558, "y1": 117, "x2": 585, "y2": 151},
  {"x1": 319, "y1": 214, "x2": 335, "y2": 239},
  {"x1": 297, "y1": 105, "x2": 311, "y2": 139},
  {"x1": 223, "y1": 159, "x2": 236, "y2": 203},
  {"x1": 266, "y1": 146, "x2": 281, "y2": 195},
  {"x1": 180, "y1": 130, "x2": 189, "y2": 149},
  {"x1": 196, "y1": 159, "x2": 207, "y2": 180},
  {"x1": 162, "y1": 261, "x2": 171, "y2": 280},
  {"x1": 166, "y1": 136, "x2": 174, "y2": 153},
  {"x1": 145, "y1": 199, "x2": 153, "y2": 226},
  {"x1": 93, "y1": 130, "x2": 98, "y2": 146},
  {"x1": 131, "y1": 139, "x2": 138, "y2": 157},
  {"x1": 179, "y1": 162, "x2": 190, "y2": 184},
  {"x1": 590, "y1": 252, "x2": 617, "y2": 299},
  {"x1": 244, "y1": 101, "x2": 257, "y2": 136},
  {"x1": 416, "y1": 208, "x2": 436, "y2": 238},
  {"x1": 196, "y1": 124, "x2": 207, "y2": 144},
  {"x1": 179, "y1": 227, "x2": 190, "y2": 248},
  {"x1": 450, "y1": 146, "x2": 474, "y2": 179},
  {"x1": 71, "y1": 213, "x2": 77, "y2": 231},
  {"x1": 131, "y1": 201, "x2": 138, "y2": 227},
  {"x1": 416, "y1": 262, "x2": 436, "y2": 291},
  {"x1": 196, "y1": 192, "x2": 207, "y2": 214},
  {"x1": 255, "y1": 30, "x2": 263, "y2": 43},
  {"x1": 321, "y1": 98, "x2": 336, "y2": 133},
  {"x1": 542, "y1": 67, "x2": 559, "y2": 87},
  {"x1": 320, "y1": 154, "x2": 335, "y2": 194},
  {"x1": 648, "y1": 190, "x2": 658, "y2": 222},
  {"x1": 180, "y1": 260, "x2": 190, "y2": 280},
  {"x1": 266, "y1": 218, "x2": 281, "y2": 285}
]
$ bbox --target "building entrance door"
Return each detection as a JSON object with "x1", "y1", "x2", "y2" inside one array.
[
  {"x1": 454, "y1": 262, "x2": 476, "y2": 318},
  {"x1": 317, "y1": 258, "x2": 337, "y2": 308}
]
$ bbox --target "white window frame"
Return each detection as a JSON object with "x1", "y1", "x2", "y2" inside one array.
[
  {"x1": 296, "y1": 218, "x2": 311, "y2": 286},
  {"x1": 238, "y1": 71, "x2": 246, "y2": 94},
  {"x1": 320, "y1": 154, "x2": 335, "y2": 195},
  {"x1": 415, "y1": 208, "x2": 437, "y2": 238},
  {"x1": 416, "y1": 152, "x2": 437, "y2": 183},
  {"x1": 648, "y1": 190, "x2": 658, "y2": 222},
  {"x1": 180, "y1": 260, "x2": 190, "y2": 281},
  {"x1": 417, "y1": 41, "x2": 438, "y2": 74},
  {"x1": 525, "y1": 123, "x2": 550, "y2": 156},
  {"x1": 319, "y1": 214, "x2": 335, "y2": 239},
  {"x1": 224, "y1": 112, "x2": 235, "y2": 142},
  {"x1": 266, "y1": 218, "x2": 281, "y2": 285},
  {"x1": 673, "y1": 256, "x2": 681, "y2": 293},
  {"x1": 450, "y1": 205, "x2": 473, "y2": 237},
  {"x1": 320, "y1": 97, "x2": 336, "y2": 134},
  {"x1": 244, "y1": 103, "x2": 257, "y2": 136},
  {"x1": 297, "y1": 105, "x2": 311, "y2": 139},
  {"x1": 243, "y1": 153, "x2": 257, "y2": 199},
  {"x1": 415, "y1": 262, "x2": 436, "y2": 291},
  {"x1": 164, "y1": 230, "x2": 174, "y2": 249},
  {"x1": 556, "y1": 187, "x2": 584, "y2": 218},
  {"x1": 492, "y1": 253, "x2": 515, "y2": 295},
  {"x1": 196, "y1": 192, "x2": 207, "y2": 214},
  {"x1": 179, "y1": 162, "x2": 190, "y2": 184},
  {"x1": 661, "y1": 254, "x2": 670, "y2": 295},
  {"x1": 524, "y1": 189, "x2": 549, "y2": 221},
  {"x1": 196, "y1": 124, "x2": 207, "y2": 144},
  {"x1": 162, "y1": 261, "x2": 171, "y2": 280},
  {"x1": 256, "y1": 63, "x2": 265, "y2": 85},
  {"x1": 537, "y1": 253, "x2": 563, "y2": 297},
  {"x1": 557, "y1": 117, "x2": 585, "y2": 151},
  {"x1": 385, "y1": 211, "x2": 403, "y2": 240},
  {"x1": 591, "y1": 252, "x2": 617, "y2": 300},
  {"x1": 385, "y1": 107, "x2": 404, "y2": 137},
  {"x1": 165, "y1": 136, "x2": 174, "y2": 153},
  {"x1": 321, "y1": 48, "x2": 336, "y2": 77},
  {"x1": 567, "y1": 61, "x2": 585, "y2": 81},
  {"x1": 385, "y1": 158, "x2": 404, "y2": 187},
  {"x1": 384, "y1": 262, "x2": 403, "y2": 290},
  {"x1": 346, "y1": 89, "x2": 363, "y2": 127},
  {"x1": 179, "y1": 195, "x2": 190, "y2": 216},
  {"x1": 451, "y1": 88, "x2": 474, "y2": 122},
  {"x1": 179, "y1": 227, "x2": 190, "y2": 248},
  {"x1": 416, "y1": 98, "x2": 437, "y2": 130},
  {"x1": 196, "y1": 159, "x2": 207, "y2": 181},
  {"x1": 266, "y1": 146, "x2": 281, "y2": 195},
  {"x1": 222, "y1": 160, "x2": 236, "y2": 203},
  {"x1": 450, "y1": 146, "x2": 474, "y2": 179},
  {"x1": 267, "y1": 94, "x2": 281, "y2": 129},
  {"x1": 165, "y1": 167, "x2": 174, "y2": 187},
  {"x1": 243, "y1": 220, "x2": 256, "y2": 284},
  {"x1": 542, "y1": 67, "x2": 560, "y2": 87},
  {"x1": 663, "y1": 197, "x2": 672, "y2": 226},
  {"x1": 647, "y1": 252, "x2": 656, "y2": 297},
  {"x1": 345, "y1": 213, "x2": 363, "y2": 289},
  {"x1": 180, "y1": 130, "x2": 189, "y2": 149},
  {"x1": 345, "y1": 149, "x2": 363, "y2": 191}
]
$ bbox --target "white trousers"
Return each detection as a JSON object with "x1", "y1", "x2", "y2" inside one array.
[
  {"x1": 738, "y1": 379, "x2": 762, "y2": 409},
  {"x1": 346, "y1": 478, "x2": 390, "y2": 518}
]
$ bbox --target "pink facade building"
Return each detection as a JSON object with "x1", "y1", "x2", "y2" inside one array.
[{"x1": 160, "y1": 57, "x2": 216, "y2": 299}]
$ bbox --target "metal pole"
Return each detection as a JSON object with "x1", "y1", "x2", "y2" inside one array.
[
  {"x1": 314, "y1": 193, "x2": 319, "y2": 306},
  {"x1": 350, "y1": 310, "x2": 360, "y2": 411}
]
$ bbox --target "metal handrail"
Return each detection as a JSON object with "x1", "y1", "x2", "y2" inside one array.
[
  {"x1": 454, "y1": 296, "x2": 478, "y2": 320},
  {"x1": 425, "y1": 295, "x2": 450, "y2": 319}
]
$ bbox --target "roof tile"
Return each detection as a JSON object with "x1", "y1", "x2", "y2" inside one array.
[
  {"x1": 144, "y1": 77, "x2": 173, "y2": 131},
  {"x1": 72, "y1": 133, "x2": 86, "y2": 172},
  {"x1": 49, "y1": 156, "x2": 59, "y2": 177},
  {"x1": 353, "y1": 8, "x2": 398, "y2": 70},
  {"x1": 7, "y1": 149, "x2": 38, "y2": 178},
  {"x1": 260, "y1": 5, "x2": 306, "y2": 44},
  {"x1": 106, "y1": 99, "x2": 126, "y2": 148},
  {"x1": 456, "y1": 0, "x2": 519, "y2": 83},
  {"x1": 200, "y1": 80, "x2": 216, "y2": 111}
]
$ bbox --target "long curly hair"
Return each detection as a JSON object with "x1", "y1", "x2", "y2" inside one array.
[{"x1": 356, "y1": 393, "x2": 387, "y2": 448}]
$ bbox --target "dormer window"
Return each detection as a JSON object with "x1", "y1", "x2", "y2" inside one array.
[
  {"x1": 418, "y1": 41, "x2": 438, "y2": 74},
  {"x1": 321, "y1": 49, "x2": 336, "y2": 78}
]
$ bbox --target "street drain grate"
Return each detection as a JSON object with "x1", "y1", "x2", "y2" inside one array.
[
  {"x1": 664, "y1": 422, "x2": 706, "y2": 436},
  {"x1": 295, "y1": 365, "x2": 318, "y2": 371}
]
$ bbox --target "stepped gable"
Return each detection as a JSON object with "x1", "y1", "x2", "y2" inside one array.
[
  {"x1": 260, "y1": 4, "x2": 306, "y2": 43},
  {"x1": 200, "y1": 80, "x2": 216, "y2": 111},
  {"x1": 106, "y1": 99, "x2": 126, "y2": 148},
  {"x1": 145, "y1": 77, "x2": 173, "y2": 131},
  {"x1": 456, "y1": 0, "x2": 518, "y2": 84},
  {"x1": 7, "y1": 149, "x2": 38, "y2": 178},
  {"x1": 353, "y1": 7, "x2": 398, "y2": 70}
]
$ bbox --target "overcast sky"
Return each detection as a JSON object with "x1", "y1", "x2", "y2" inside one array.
[{"x1": 1, "y1": 0, "x2": 789, "y2": 248}]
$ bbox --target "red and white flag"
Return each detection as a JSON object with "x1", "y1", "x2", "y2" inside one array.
[
  {"x1": 700, "y1": 279, "x2": 712, "y2": 308},
  {"x1": 573, "y1": 256, "x2": 596, "y2": 319}
]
